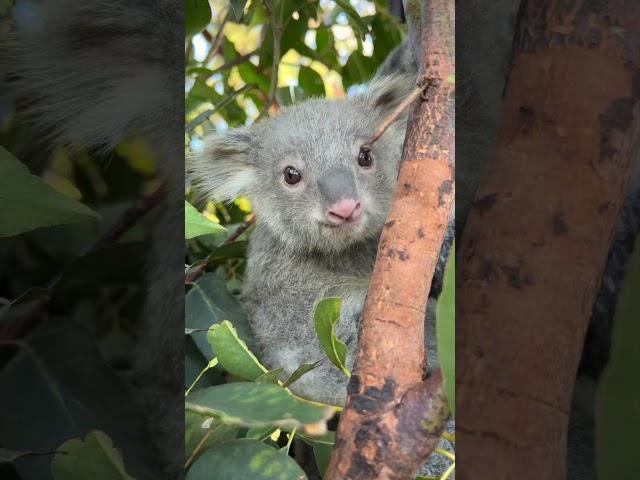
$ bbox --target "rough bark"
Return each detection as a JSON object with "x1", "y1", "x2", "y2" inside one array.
[
  {"x1": 457, "y1": 1, "x2": 640, "y2": 479},
  {"x1": 324, "y1": 1, "x2": 455, "y2": 479}
]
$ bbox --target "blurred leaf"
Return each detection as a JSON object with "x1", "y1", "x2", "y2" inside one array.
[
  {"x1": 51, "y1": 431, "x2": 136, "y2": 480},
  {"x1": 229, "y1": 0, "x2": 248, "y2": 21},
  {"x1": 314, "y1": 298, "x2": 350, "y2": 377},
  {"x1": 53, "y1": 242, "x2": 147, "y2": 297},
  {"x1": 0, "y1": 320, "x2": 158, "y2": 480},
  {"x1": 186, "y1": 383, "x2": 334, "y2": 431},
  {"x1": 186, "y1": 440, "x2": 306, "y2": 480},
  {"x1": 597, "y1": 238, "x2": 640, "y2": 480},
  {"x1": 185, "y1": 201, "x2": 226, "y2": 239},
  {"x1": 185, "y1": 0, "x2": 212, "y2": 37},
  {"x1": 334, "y1": 0, "x2": 369, "y2": 39},
  {"x1": 298, "y1": 67, "x2": 325, "y2": 97},
  {"x1": 185, "y1": 272, "x2": 253, "y2": 359},
  {"x1": 283, "y1": 361, "x2": 321, "y2": 388},
  {"x1": 237, "y1": 62, "x2": 270, "y2": 93},
  {"x1": 342, "y1": 50, "x2": 377, "y2": 88},
  {"x1": 208, "y1": 240, "x2": 248, "y2": 262},
  {"x1": 0, "y1": 146, "x2": 99, "y2": 237},
  {"x1": 207, "y1": 320, "x2": 267, "y2": 381},
  {"x1": 436, "y1": 242, "x2": 455, "y2": 415},
  {"x1": 0, "y1": 448, "x2": 54, "y2": 464}
]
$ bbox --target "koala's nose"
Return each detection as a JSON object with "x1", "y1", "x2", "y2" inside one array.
[{"x1": 327, "y1": 198, "x2": 362, "y2": 224}]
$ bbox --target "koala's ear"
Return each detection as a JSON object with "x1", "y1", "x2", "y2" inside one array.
[
  {"x1": 357, "y1": 74, "x2": 416, "y2": 119},
  {"x1": 188, "y1": 127, "x2": 258, "y2": 202}
]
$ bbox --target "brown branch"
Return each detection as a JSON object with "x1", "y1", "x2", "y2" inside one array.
[
  {"x1": 456, "y1": 1, "x2": 640, "y2": 479},
  {"x1": 325, "y1": 0, "x2": 455, "y2": 478},
  {"x1": 185, "y1": 215, "x2": 256, "y2": 285}
]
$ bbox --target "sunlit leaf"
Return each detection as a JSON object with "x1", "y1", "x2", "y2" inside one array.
[{"x1": 185, "y1": 201, "x2": 226, "y2": 239}]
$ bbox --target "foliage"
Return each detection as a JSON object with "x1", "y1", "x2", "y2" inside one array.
[
  {"x1": 0, "y1": 3, "x2": 162, "y2": 480},
  {"x1": 184, "y1": 1, "x2": 455, "y2": 478}
]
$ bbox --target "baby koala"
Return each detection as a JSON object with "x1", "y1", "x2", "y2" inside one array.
[{"x1": 190, "y1": 74, "x2": 450, "y2": 406}]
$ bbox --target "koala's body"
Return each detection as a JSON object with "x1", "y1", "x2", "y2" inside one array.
[{"x1": 190, "y1": 75, "x2": 452, "y2": 406}]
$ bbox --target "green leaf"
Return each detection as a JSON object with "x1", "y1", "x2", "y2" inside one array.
[
  {"x1": 298, "y1": 66, "x2": 325, "y2": 97},
  {"x1": 313, "y1": 440, "x2": 333, "y2": 477},
  {"x1": 314, "y1": 298, "x2": 350, "y2": 377},
  {"x1": 186, "y1": 440, "x2": 306, "y2": 480},
  {"x1": 436, "y1": 242, "x2": 455, "y2": 415},
  {"x1": 207, "y1": 320, "x2": 268, "y2": 381},
  {"x1": 0, "y1": 320, "x2": 157, "y2": 480},
  {"x1": 256, "y1": 368, "x2": 285, "y2": 384},
  {"x1": 334, "y1": 0, "x2": 369, "y2": 39},
  {"x1": 596, "y1": 236, "x2": 640, "y2": 480},
  {"x1": 186, "y1": 383, "x2": 334, "y2": 431},
  {"x1": 185, "y1": 0, "x2": 212, "y2": 37},
  {"x1": 229, "y1": 0, "x2": 249, "y2": 21},
  {"x1": 185, "y1": 201, "x2": 226, "y2": 239},
  {"x1": 238, "y1": 61, "x2": 270, "y2": 93},
  {"x1": 0, "y1": 146, "x2": 99, "y2": 237},
  {"x1": 185, "y1": 272, "x2": 253, "y2": 359},
  {"x1": 283, "y1": 361, "x2": 322, "y2": 388},
  {"x1": 245, "y1": 426, "x2": 278, "y2": 442},
  {"x1": 184, "y1": 412, "x2": 237, "y2": 462},
  {"x1": 52, "y1": 431, "x2": 136, "y2": 480}
]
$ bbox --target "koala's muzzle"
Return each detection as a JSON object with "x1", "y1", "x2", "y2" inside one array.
[{"x1": 318, "y1": 167, "x2": 363, "y2": 225}]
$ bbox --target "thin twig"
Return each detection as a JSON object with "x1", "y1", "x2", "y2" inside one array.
[
  {"x1": 265, "y1": 0, "x2": 282, "y2": 113},
  {"x1": 185, "y1": 84, "x2": 255, "y2": 133},
  {"x1": 185, "y1": 215, "x2": 256, "y2": 285},
  {"x1": 204, "y1": 11, "x2": 230, "y2": 64},
  {"x1": 361, "y1": 78, "x2": 431, "y2": 151}
]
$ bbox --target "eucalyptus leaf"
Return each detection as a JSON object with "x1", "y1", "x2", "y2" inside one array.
[
  {"x1": 298, "y1": 66, "x2": 325, "y2": 97},
  {"x1": 0, "y1": 146, "x2": 99, "y2": 237},
  {"x1": 185, "y1": 272, "x2": 253, "y2": 359},
  {"x1": 207, "y1": 320, "x2": 267, "y2": 381},
  {"x1": 186, "y1": 440, "x2": 306, "y2": 480},
  {"x1": 185, "y1": 201, "x2": 226, "y2": 239},
  {"x1": 185, "y1": 412, "x2": 237, "y2": 462},
  {"x1": 186, "y1": 383, "x2": 334, "y2": 431},
  {"x1": 314, "y1": 298, "x2": 350, "y2": 377},
  {"x1": 436, "y1": 242, "x2": 455, "y2": 415},
  {"x1": 51, "y1": 431, "x2": 136, "y2": 480},
  {"x1": 283, "y1": 361, "x2": 322, "y2": 388},
  {"x1": 185, "y1": 0, "x2": 212, "y2": 37},
  {"x1": 334, "y1": 0, "x2": 369, "y2": 39}
]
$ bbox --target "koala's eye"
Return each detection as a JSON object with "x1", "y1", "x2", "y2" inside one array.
[
  {"x1": 283, "y1": 166, "x2": 302, "y2": 185},
  {"x1": 358, "y1": 148, "x2": 373, "y2": 168}
]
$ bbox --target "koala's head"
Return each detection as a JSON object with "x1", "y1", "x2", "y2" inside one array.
[{"x1": 189, "y1": 75, "x2": 414, "y2": 254}]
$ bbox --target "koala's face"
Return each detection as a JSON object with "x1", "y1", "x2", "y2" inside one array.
[{"x1": 190, "y1": 75, "x2": 413, "y2": 254}]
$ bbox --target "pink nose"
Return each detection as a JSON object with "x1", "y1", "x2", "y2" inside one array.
[{"x1": 327, "y1": 198, "x2": 362, "y2": 224}]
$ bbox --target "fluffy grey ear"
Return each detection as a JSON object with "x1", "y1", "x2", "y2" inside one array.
[
  {"x1": 188, "y1": 127, "x2": 258, "y2": 202},
  {"x1": 357, "y1": 74, "x2": 416, "y2": 119}
]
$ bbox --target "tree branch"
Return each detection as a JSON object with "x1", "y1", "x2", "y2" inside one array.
[
  {"x1": 456, "y1": 1, "x2": 640, "y2": 478},
  {"x1": 325, "y1": 0, "x2": 455, "y2": 478}
]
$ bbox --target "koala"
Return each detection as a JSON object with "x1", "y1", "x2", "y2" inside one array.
[{"x1": 189, "y1": 74, "x2": 454, "y2": 406}]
